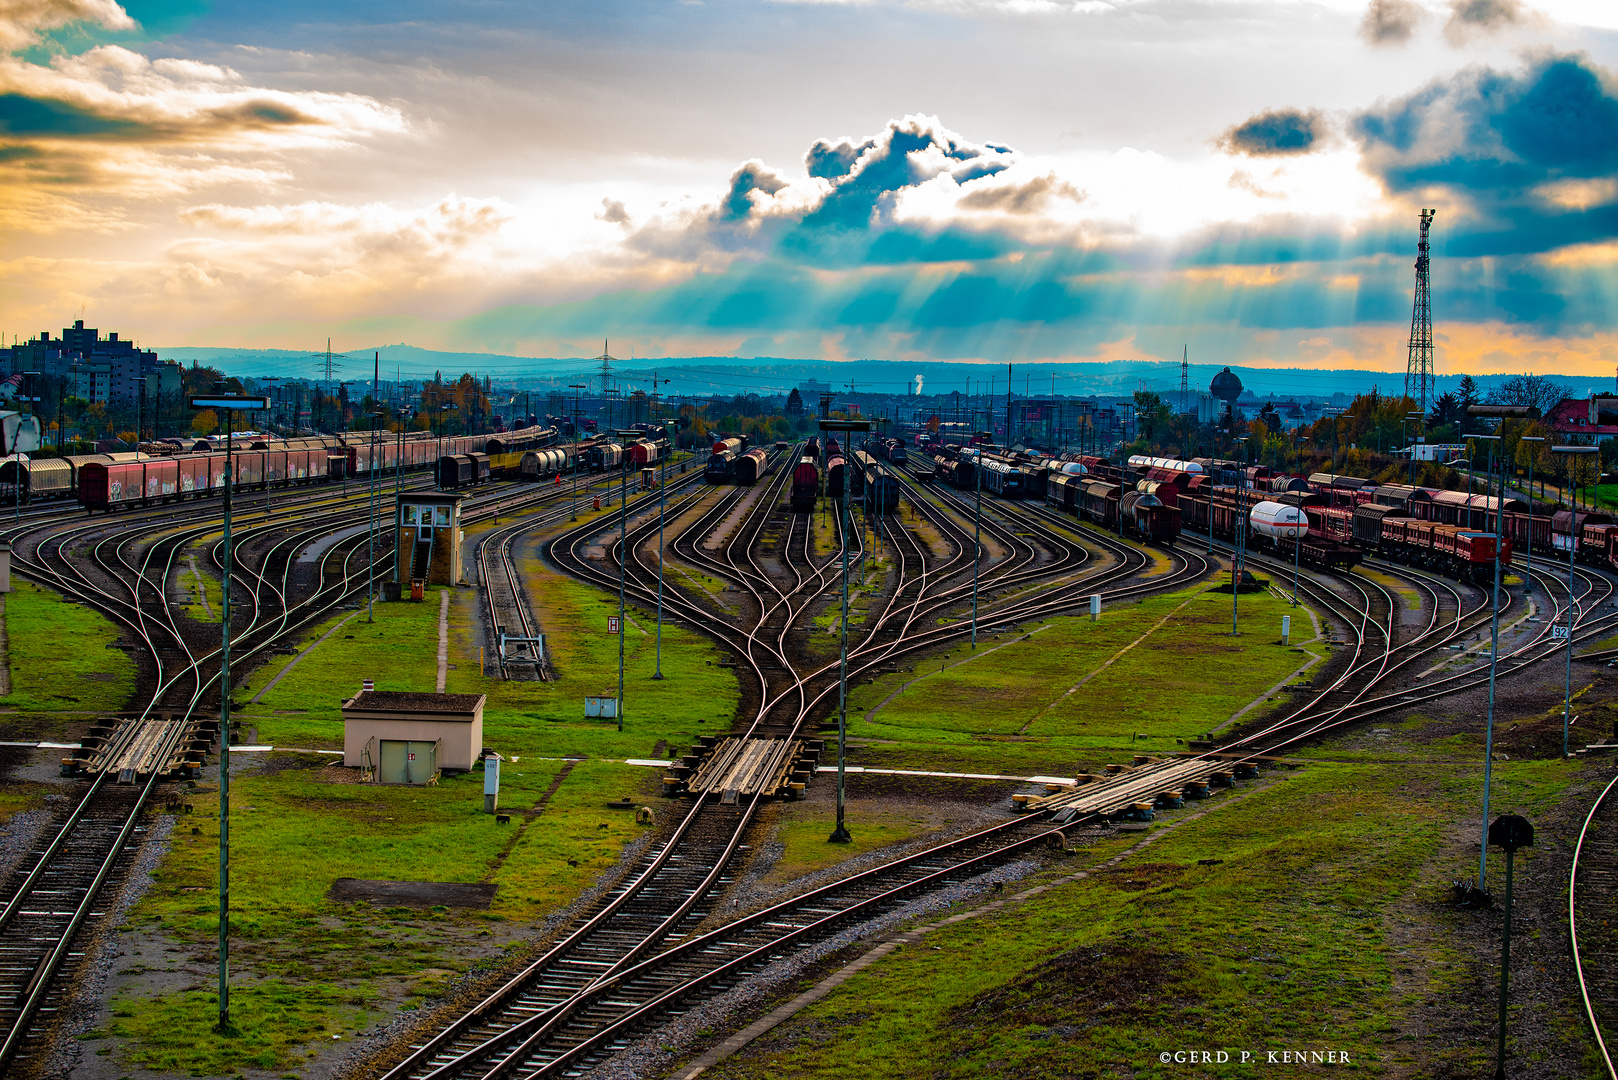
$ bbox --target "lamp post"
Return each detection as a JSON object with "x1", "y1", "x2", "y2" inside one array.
[
  {"x1": 1464, "y1": 403, "x2": 1541, "y2": 892},
  {"x1": 1292, "y1": 436, "x2": 1308, "y2": 606},
  {"x1": 613, "y1": 429, "x2": 642, "y2": 729},
  {"x1": 653, "y1": 420, "x2": 675, "y2": 680},
  {"x1": 367, "y1": 408, "x2": 387, "y2": 622},
  {"x1": 187, "y1": 393, "x2": 268, "y2": 1033},
  {"x1": 1405, "y1": 411, "x2": 1423, "y2": 488},
  {"x1": 1233, "y1": 435, "x2": 1249, "y2": 635},
  {"x1": 569, "y1": 384, "x2": 585, "y2": 521},
  {"x1": 1555, "y1": 446, "x2": 1599, "y2": 758},
  {"x1": 820, "y1": 418, "x2": 872, "y2": 845},
  {"x1": 1519, "y1": 436, "x2": 1543, "y2": 607}
]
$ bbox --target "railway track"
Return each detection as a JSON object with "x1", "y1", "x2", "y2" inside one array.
[
  {"x1": 357, "y1": 441, "x2": 1230, "y2": 1079},
  {"x1": 1572, "y1": 772, "x2": 1618, "y2": 1080}
]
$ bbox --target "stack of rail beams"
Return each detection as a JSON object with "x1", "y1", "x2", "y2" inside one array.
[
  {"x1": 675, "y1": 736, "x2": 810, "y2": 803},
  {"x1": 1019, "y1": 756, "x2": 1258, "y2": 820},
  {"x1": 69, "y1": 716, "x2": 204, "y2": 782}
]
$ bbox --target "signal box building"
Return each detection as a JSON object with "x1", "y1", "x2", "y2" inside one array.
[
  {"x1": 395, "y1": 491, "x2": 466, "y2": 589},
  {"x1": 341, "y1": 689, "x2": 486, "y2": 783}
]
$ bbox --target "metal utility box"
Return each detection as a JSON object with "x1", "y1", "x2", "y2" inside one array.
[
  {"x1": 342, "y1": 688, "x2": 486, "y2": 779},
  {"x1": 585, "y1": 696, "x2": 620, "y2": 719},
  {"x1": 394, "y1": 492, "x2": 467, "y2": 589}
]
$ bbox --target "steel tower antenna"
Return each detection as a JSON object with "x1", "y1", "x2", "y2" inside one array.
[{"x1": 1405, "y1": 209, "x2": 1436, "y2": 412}]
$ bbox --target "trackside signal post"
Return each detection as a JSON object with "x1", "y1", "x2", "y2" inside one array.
[
  {"x1": 820, "y1": 418, "x2": 871, "y2": 844},
  {"x1": 1488, "y1": 814, "x2": 1533, "y2": 1080},
  {"x1": 188, "y1": 393, "x2": 268, "y2": 1033}
]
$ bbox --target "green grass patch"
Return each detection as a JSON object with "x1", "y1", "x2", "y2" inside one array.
[
  {"x1": 845, "y1": 586, "x2": 1315, "y2": 775},
  {"x1": 761, "y1": 807, "x2": 943, "y2": 888},
  {"x1": 706, "y1": 759, "x2": 1573, "y2": 1080},
  {"x1": 1, "y1": 579, "x2": 137, "y2": 715},
  {"x1": 107, "y1": 979, "x2": 372, "y2": 1075}
]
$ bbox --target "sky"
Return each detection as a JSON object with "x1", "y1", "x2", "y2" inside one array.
[{"x1": 3, "y1": 0, "x2": 1618, "y2": 381}]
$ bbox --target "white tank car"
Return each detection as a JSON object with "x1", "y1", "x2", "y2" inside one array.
[{"x1": 1249, "y1": 500, "x2": 1307, "y2": 539}]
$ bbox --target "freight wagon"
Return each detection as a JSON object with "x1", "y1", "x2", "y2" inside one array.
[
  {"x1": 791, "y1": 458, "x2": 820, "y2": 511},
  {"x1": 734, "y1": 447, "x2": 769, "y2": 485}
]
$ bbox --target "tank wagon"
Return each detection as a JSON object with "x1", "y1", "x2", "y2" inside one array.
[{"x1": 519, "y1": 448, "x2": 569, "y2": 480}]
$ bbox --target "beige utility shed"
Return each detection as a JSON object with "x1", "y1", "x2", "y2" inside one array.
[{"x1": 341, "y1": 689, "x2": 486, "y2": 783}]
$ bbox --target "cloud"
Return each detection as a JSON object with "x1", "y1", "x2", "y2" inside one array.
[
  {"x1": 597, "y1": 198, "x2": 630, "y2": 225},
  {"x1": 800, "y1": 115, "x2": 1016, "y2": 231},
  {"x1": 1353, "y1": 53, "x2": 1618, "y2": 205},
  {"x1": 1218, "y1": 108, "x2": 1327, "y2": 157},
  {"x1": 0, "y1": 0, "x2": 134, "y2": 53},
  {"x1": 1361, "y1": 0, "x2": 1426, "y2": 45},
  {"x1": 722, "y1": 159, "x2": 788, "y2": 220},
  {"x1": 1443, "y1": 0, "x2": 1531, "y2": 43},
  {"x1": 957, "y1": 172, "x2": 1084, "y2": 213}
]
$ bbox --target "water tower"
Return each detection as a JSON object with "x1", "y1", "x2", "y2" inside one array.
[{"x1": 1210, "y1": 367, "x2": 1243, "y2": 450}]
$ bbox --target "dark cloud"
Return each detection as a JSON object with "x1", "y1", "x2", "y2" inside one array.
[
  {"x1": 597, "y1": 198, "x2": 630, "y2": 225},
  {"x1": 1361, "y1": 0, "x2": 1426, "y2": 46},
  {"x1": 958, "y1": 173, "x2": 1084, "y2": 214},
  {"x1": 800, "y1": 116, "x2": 1016, "y2": 232},
  {"x1": 722, "y1": 160, "x2": 787, "y2": 220},
  {"x1": 1355, "y1": 55, "x2": 1618, "y2": 195},
  {"x1": 805, "y1": 135, "x2": 877, "y2": 181},
  {"x1": 0, "y1": 93, "x2": 142, "y2": 137},
  {"x1": 1444, "y1": 0, "x2": 1528, "y2": 44},
  {"x1": 1218, "y1": 108, "x2": 1326, "y2": 157}
]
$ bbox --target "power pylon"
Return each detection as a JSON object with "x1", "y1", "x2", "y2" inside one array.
[{"x1": 1405, "y1": 209, "x2": 1436, "y2": 412}]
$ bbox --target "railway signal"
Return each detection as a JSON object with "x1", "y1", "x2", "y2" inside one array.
[
  {"x1": 1488, "y1": 814, "x2": 1533, "y2": 1080},
  {"x1": 187, "y1": 391, "x2": 269, "y2": 1033}
]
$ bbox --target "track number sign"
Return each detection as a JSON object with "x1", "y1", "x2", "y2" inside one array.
[
  {"x1": 1551, "y1": 625, "x2": 1571, "y2": 640},
  {"x1": 607, "y1": 616, "x2": 620, "y2": 633}
]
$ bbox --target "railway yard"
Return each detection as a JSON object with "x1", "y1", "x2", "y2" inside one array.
[{"x1": 2, "y1": 432, "x2": 1618, "y2": 1079}]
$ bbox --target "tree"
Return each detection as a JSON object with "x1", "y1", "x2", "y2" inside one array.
[
  {"x1": 192, "y1": 409, "x2": 218, "y2": 436},
  {"x1": 785, "y1": 388, "x2": 804, "y2": 418},
  {"x1": 1486, "y1": 374, "x2": 1572, "y2": 417},
  {"x1": 1133, "y1": 389, "x2": 1170, "y2": 441}
]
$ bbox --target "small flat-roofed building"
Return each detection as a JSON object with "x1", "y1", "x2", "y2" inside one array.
[{"x1": 341, "y1": 689, "x2": 485, "y2": 783}]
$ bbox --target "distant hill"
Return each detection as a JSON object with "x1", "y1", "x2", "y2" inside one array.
[{"x1": 154, "y1": 345, "x2": 1590, "y2": 403}]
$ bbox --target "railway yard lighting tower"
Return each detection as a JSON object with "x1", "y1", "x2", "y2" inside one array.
[
  {"x1": 187, "y1": 392, "x2": 268, "y2": 1033},
  {"x1": 1518, "y1": 435, "x2": 1544, "y2": 600},
  {"x1": 1555, "y1": 445, "x2": 1599, "y2": 759},
  {"x1": 654, "y1": 419, "x2": 676, "y2": 680},
  {"x1": 614, "y1": 430, "x2": 640, "y2": 732},
  {"x1": 569, "y1": 385, "x2": 586, "y2": 521},
  {"x1": 1405, "y1": 412, "x2": 1423, "y2": 487},
  {"x1": 820, "y1": 417, "x2": 872, "y2": 845},
  {"x1": 1466, "y1": 404, "x2": 1539, "y2": 891}
]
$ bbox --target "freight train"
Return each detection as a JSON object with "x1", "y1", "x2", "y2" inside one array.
[
  {"x1": 60, "y1": 425, "x2": 558, "y2": 513},
  {"x1": 791, "y1": 457, "x2": 819, "y2": 512}
]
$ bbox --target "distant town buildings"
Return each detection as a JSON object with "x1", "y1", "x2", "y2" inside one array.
[{"x1": 1, "y1": 321, "x2": 180, "y2": 412}]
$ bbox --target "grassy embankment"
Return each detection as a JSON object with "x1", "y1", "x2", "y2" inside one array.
[
  {"x1": 0, "y1": 578, "x2": 138, "y2": 722},
  {"x1": 842, "y1": 585, "x2": 1318, "y2": 777},
  {"x1": 705, "y1": 757, "x2": 1578, "y2": 1080},
  {"x1": 105, "y1": 546, "x2": 739, "y2": 1074}
]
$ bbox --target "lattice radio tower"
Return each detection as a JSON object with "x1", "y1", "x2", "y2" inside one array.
[{"x1": 1405, "y1": 209, "x2": 1436, "y2": 412}]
